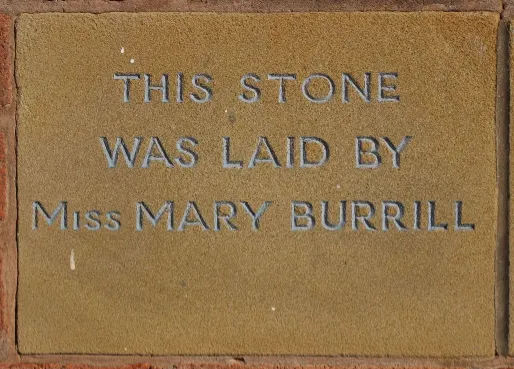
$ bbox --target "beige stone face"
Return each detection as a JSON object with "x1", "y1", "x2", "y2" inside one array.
[{"x1": 16, "y1": 12, "x2": 498, "y2": 356}]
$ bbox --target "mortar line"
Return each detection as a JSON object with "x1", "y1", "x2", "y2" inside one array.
[
  {"x1": 12, "y1": 13, "x2": 20, "y2": 359},
  {"x1": 495, "y1": 16, "x2": 510, "y2": 356}
]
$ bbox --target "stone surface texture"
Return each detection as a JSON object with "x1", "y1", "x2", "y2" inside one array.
[{"x1": 15, "y1": 12, "x2": 498, "y2": 356}]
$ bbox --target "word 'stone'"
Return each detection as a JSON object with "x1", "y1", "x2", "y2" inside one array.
[{"x1": 114, "y1": 72, "x2": 400, "y2": 104}]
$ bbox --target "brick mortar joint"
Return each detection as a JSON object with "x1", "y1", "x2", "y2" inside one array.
[{"x1": 0, "y1": 1, "x2": 505, "y2": 14}]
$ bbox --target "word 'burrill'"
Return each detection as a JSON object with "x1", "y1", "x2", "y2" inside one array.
[{"x1": 31, "y1": 200, "x2": 474, "y2": 232}]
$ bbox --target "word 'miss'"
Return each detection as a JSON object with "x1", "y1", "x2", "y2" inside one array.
[
  {"x1": 30, "y1": 199, "x2": 476, "y2": 232},
  {"x1": 113, "y1": 72, "x2": 400, "y2": 104}
]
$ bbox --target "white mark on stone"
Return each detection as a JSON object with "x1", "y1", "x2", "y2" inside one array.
[
  {"x1": 120, "y1": 47, "x2": 125, "y2": 54},
  {"x1": 336, "y1": 184, "x2": 341, "y2": 189},
  {"x1": 130, "y1": 58, "x2": 135, "y2": 64},
  {"x1": 70, "y1": 249, "x2": 76, "y2": 271},
  {"x1": 271, "y1": 306, "x2": 276, "y2": 311}
]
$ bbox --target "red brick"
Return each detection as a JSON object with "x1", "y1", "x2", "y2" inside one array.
[
  {"x1": 0, "y1": 131, "x2": 5, "y2": 221},
  {"x1": 0, "y1": 363, "x2": 464, "y2": 369},
  {"x1": 0, "y1": 0, "x2": 503, "y2": 13},
  {"x1": 0, "y1": 14, "x2": 10, "y2": 108},
  {"x1": 175, "y1": 365, "x2": 465, "y2": 369},
  {"x1": 0, "y1": 365, "x2": 157, "y2": 369}
]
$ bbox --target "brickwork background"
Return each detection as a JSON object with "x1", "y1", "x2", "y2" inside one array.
[{"x1": 0, "y1": 1, "x2": 512, "y2": 369}]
